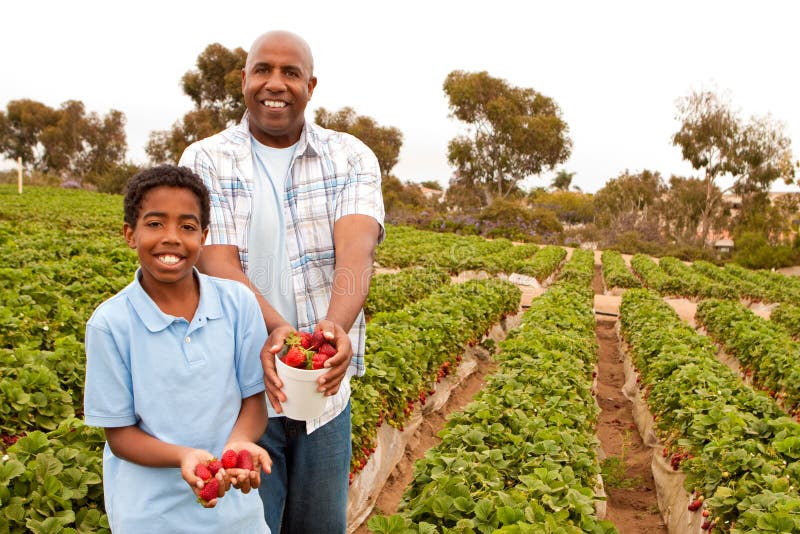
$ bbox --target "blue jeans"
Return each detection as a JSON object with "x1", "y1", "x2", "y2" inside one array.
[{"x1": 257, "y1": 402, "x2": 352, "y2": 534}]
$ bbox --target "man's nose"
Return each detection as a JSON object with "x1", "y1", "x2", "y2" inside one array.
[{"x1": 264, "y1": 71, "x2": 286, "y2": 92}]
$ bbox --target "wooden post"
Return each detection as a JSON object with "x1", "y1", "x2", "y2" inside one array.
[{"x1": 17, "y1": 157, "x2": 22, "y2": 194}]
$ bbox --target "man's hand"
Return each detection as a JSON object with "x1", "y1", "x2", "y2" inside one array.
[
  {"x1": 261, "y1": 324, "x2": 295, "y2": 413},
  {"x1": 316, "y1": 319, "x2": 352, "y2": 396}
]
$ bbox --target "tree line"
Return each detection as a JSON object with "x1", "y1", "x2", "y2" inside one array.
[{"x1": 1, "y1": 42, "x2": 797, "y2": 266}]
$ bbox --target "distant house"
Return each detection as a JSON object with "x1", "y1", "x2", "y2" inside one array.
[
  {"x1": 714, "y1": 238, "x2": 734, "y2": 254},
  {"x1": 419, "y1": 186, "x2": 444, "y2": 202}
]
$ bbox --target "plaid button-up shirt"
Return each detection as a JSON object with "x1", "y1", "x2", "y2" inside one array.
[{"x1": 180, "y1": 115, "x2": 384, "y2": 432}]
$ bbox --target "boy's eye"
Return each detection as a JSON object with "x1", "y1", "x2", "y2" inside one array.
[
  {"x1": 146, "y1": 221, "x2": 162, "y2": 228},
  {"x1": 182, "y1": 224, "x2": 198, "y2": 231}
]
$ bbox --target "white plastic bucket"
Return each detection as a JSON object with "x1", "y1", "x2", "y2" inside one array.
[{"x1": 275, "y1": 355, "x2": 328, "y2": 421}]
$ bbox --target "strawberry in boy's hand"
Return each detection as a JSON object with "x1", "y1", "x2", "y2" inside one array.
[
  {"x1": 221, "y1": 449, "x2": 239, "y2": 470},
  {"x1": 198, "y1": 478, "x2": 220, "y2": 506},
  {"x1": 281, "y1": 329, "x2": 336, "y2": 370},
  {"x1": 238, "y1": 450, "x2": 254, "y2": 471},
  {"x1": 194, "y1": 463, "x2": 213, "y2": 481}
]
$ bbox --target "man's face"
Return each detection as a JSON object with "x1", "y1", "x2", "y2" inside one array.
[{"x1": 242, "y1": 33, "x2": 317, "y2": 148}]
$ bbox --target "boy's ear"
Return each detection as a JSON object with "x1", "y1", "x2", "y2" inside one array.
[
  {"x1": 123, "y1": 223, "x2": 137, "y2": 250},
  {"x1": 202, "y1": 227, "x2": 209, "y2": 245}
]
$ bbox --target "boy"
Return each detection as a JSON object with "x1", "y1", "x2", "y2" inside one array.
[{"x1": 84, "y1": 165, "x2": 271, "y2": 533}]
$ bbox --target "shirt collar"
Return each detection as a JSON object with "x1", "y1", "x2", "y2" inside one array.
[
  {"x1": 238, "y1": 112, "x2": 320, "y2": 159},
  {"x1": 126, "y1": 268, "x2": 223, "y2": 332}
]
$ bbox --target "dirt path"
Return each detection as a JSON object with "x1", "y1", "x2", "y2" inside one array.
[{"x1": 593, "y1": 265, "x2": 666, "y2": 533}]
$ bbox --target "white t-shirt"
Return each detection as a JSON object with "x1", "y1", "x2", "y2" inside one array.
[{"x1": 248, "y1": 137, "x2": 298, "y2": 330}]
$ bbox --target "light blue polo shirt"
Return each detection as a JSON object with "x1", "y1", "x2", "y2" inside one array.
[{"x1": 84, "y1": 269, "x2": 268, "y2": 533}]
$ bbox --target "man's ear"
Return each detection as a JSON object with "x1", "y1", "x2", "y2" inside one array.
[
  {"x1": 123, "y1": 223, "x2": 136, "y2": 250},
  {"x1": 307, "y1": 76, "x2": 317, "y2": 100}
]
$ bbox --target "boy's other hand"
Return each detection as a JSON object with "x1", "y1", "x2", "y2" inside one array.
[
  {"x1": 222, "y1": 442, "x2": 272, "y2": 493},
  {"x1": 180, "y1": 449, "x2": 228, "y2": 508},
  {"x1": 262, "y1": 324, "x2": 294, "y2": 413},
  {"x1": 316, "y1": 320, "x2": 352, "y2": 396}
]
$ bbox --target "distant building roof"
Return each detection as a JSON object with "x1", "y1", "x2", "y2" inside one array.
[{"x1": 714, "y1": 238, "x2": 734, "y2": 247}]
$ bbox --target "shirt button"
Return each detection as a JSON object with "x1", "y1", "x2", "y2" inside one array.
[{"x1": 185, "y1": 336, "x2": 191, "y2": 343}]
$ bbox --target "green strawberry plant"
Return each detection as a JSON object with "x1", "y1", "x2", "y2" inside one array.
[
  {"x1": 369, "y1": 251, "x2": 617, "y2": 532},
  {"x1": 600, "y1": 250, "x2": 641, "y2": 289},
  {"x1": 696, "y1": 299, "x2": 800, "y2": 416},
  {"x1": 620, "y1": 289, "x2": 800, "y2": 533}
]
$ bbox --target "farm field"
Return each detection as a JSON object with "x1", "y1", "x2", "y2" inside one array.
[{"x1": 2, "y1": 185, "x2": 800, "y2": 533}]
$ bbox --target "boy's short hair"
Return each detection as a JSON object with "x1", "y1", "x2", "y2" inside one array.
[{"x1": 123, "y1": 165, "x2": 211, "y2": 229}]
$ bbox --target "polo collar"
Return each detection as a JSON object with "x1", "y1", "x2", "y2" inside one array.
[{"x1": 126, "y1": 268, "x2": 224, "y2": 332}]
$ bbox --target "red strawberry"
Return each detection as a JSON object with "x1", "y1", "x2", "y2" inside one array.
[
  {"x1": 195, "y1": 463, "x2": 213, "y2": 481},
  {"x1": 238, "y1": 450, "x2": 254, "y2": 471},
  {"x1": 284, "y1": 346, "x2": 308, "y2": 369},
  {"x1": 198, "y1": 477, "x2": 219, "y2": 505},
  {"x1": 221, "y1": 449, "x2": 239, "y2": 469},
  {"x1": 299, "y1": 331, "x2": 314, "y2": 349},
  {"x1": 309, "y1": 330, "x2": 326, "y2": 350},
  {"x1": 318, "y1": 343, "x2": 337, "y2": 357},
  {"x1": 207, "y1": 459, "x2": 222, "y2": 475},
  {"x1": 312, "y1": 352, "x2": 328, "y2": 370},
  {"x1": 688, "y1": 495, "x2": 704, "y2": 511}
]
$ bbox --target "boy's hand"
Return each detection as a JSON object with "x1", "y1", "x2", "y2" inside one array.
[
  {"x1": 316, "y1": 320, "x2": 352, "y2": 396},
  {"x1": 222, "y1": 441, "x2": 272, "y2": 493},
  {"x1": 261, "y1": 324, "x2": 295, "y2": 413},
  {"x1": 180, "y1": 449, "x2": 229, "y2": 507}
]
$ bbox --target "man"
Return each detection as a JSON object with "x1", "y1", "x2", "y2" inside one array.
[{"x1": 179, "y1": 30, "x2": 384, "y2": 533}]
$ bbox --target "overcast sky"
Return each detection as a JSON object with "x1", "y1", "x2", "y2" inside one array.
[{"x1": 2, "y1": 0, "x2": 798, "y2": 193}]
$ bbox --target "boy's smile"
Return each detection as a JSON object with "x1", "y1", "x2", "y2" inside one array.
[{"x1": 123, "y1": 186, "x2": 208, "y2": 297}]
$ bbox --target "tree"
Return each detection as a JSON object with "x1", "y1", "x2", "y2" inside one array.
[
  {"x1": 0, "y1": 99, "x2": 127, "y2": 180},
  {"x1": 673, "y1": 89, "x2": 795, "y2": 245},
  {"x1": 550, "y1": 169, "x2": 575, "y2": 191},
  {"x1": 0, "y1": 99, "x2": 59, "y2": 167},
  {"x1": 659, "y1": 175, "x2": 725, "y2": 245},
  {"x1": 314, "y1": 107, "x2": 403, "y2": 175},
  {"x1": 528, "y1": 189, "x2": 594, "y2": 225},
  {"x1": 443, "y1": 70, "x2": 571, "y2": 204},
  {"x1": 146, "y1": 44, "x2": 246, "y2": 163},
  {"x1": 594, "y1": 170, "x2": 665, "y2": 241}
]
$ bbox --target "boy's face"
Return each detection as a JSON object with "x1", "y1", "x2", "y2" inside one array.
[{"x1": 123, "y1": 186, "x2": 208, "y2": 293}]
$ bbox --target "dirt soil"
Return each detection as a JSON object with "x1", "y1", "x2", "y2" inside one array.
[
  {"x1": 352, "y1": 266, "x2": 666, "y2": 533},
  {"x1": 593, "y1": 265, "x2": 666, "y2": 533}
]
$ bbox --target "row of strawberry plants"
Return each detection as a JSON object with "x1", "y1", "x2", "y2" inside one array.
[
  {"x1": 470, "y1": 242, "x2": 540, "y2": 274},
  {"x1": 696, "y1": 299, "x2": 800, "y2": 416},
  {"x1": 724, "y1": 264, "x2": 800, "y2": 306},
  {"x1": 558, "y1": 248, "x2": 595, "y2": 287},
  {"x1": 620, "y1": 289, "x2": 800, "y2": 533},
  {"x1": 350, "y1": 278, "x2": 521, "y2": 476},
  {"x1": 771, "y1": 302, "x2": 800, "y2": 339},
  {"x1": 629, "y1": 254, "x2": 684, "y2": 295},
  {"x1": 514, "y1": 244, "x2": 567, "y2": 282},
  {"x1": 657, "y1": 257, "x2": 737, "y2": 299},
  {"x1": 691, "y1": 261, "x2": 776, "y2": 303},
  {"x1": 369, "y1": 253, "x2": 616, "y2": 533},
  {"x1": 375, "y1": 225, "x2": 509, "y2": 274},
  {"x1": 364, "y1": 267, "x2": 451, "y2": 319},
  {"x1": 600, "y1": 250, "x2": 641, "y2": 289}
]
